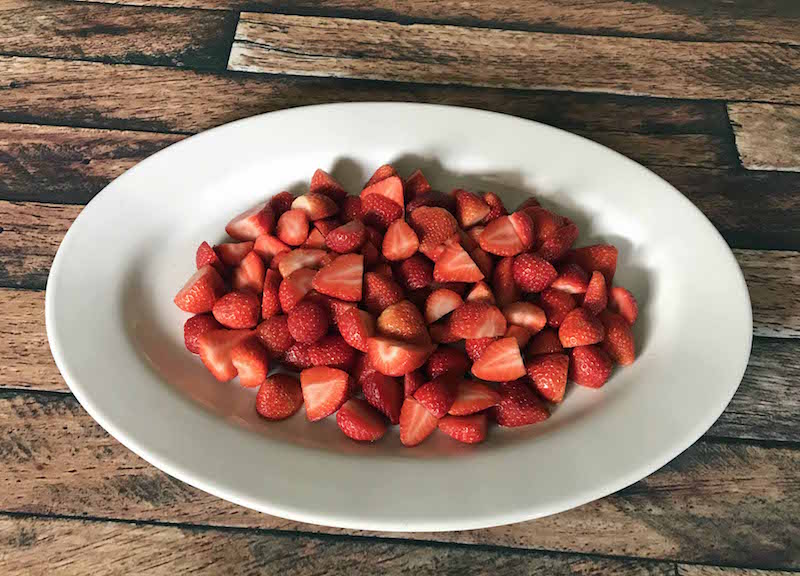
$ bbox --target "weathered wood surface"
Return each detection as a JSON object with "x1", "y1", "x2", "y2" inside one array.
[
  {"x1": 679, "y1": 568, "x2": 796, "y2": 576},
  {"x1": 728, "y1": 104, "x2": 800, "y2": 173},
  {"x1": 736, "y1": 250, "x2": 800, "y2": 339},
  {"x1": 0, "y1": 392, "x2": 797, "y2": 568}
]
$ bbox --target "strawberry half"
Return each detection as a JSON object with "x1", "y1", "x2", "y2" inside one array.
[
  {"x1": 212, "y1": 290, "x2": 261, "y2": 329},
  {"x1": 464, "y1": 337, "x2": 497, "y2": 362},
  {"x1": 382, "y1": 220, "x2": 419, "y2": 261},
  {"x1": 312, "y1": 253, "x2": 364, "y2": 302},
  {"x1": 426, "y1": 346, "x2": 469, "y2": 379},
  {"x1": 399, "y1": 397, "x2": 439, "y2": 447},
  {"x1": 540, "y1": 288, "x2": 577, "y2": 328},
  {"x1": 526, "y1": 353, "x2": 568, "y2": 403},
  {"x1": 512, "y1": 253, "x2": 557, "y2": 293},
  {"x1": 527, "y1": 327, "x2": 564, "y2": 356},
  {"x1": 276, "y1": 249, "x2": 328, "y2": 278},
  {"x1": 196, "y1": 241, "x2": 225, "y2": 273},
  {"x1": 433, "y1": 240, "x2": 484, "y2": 283},
  {"x1": 582, "y1": 271, "x2": 608, "y2": 318},
  {"x1": 197, "y1": 329, "x2": 254, "y2": 382},
  {"x1": 232, "y1": 251, "x2": 266, "y2": 295},
  {"x1": 253, "y1": 234, "x2": 290, "y2": 264},
  {"x1": 449, "y1": 380, "x2": 501, "y2": 416},
  {"x1": 404, "y1": 370, "x2": 426, "y2": 397},
  {"x1": 479, "y1": 214, "x2": 528, "y2": 256},
  {"x1": 310, "y1": 168, "x2": 347, "y2": 203},
  {"x1": 404, "y1": 169, "x2": 432, "y2": 200},
  {"x1": 608, "y1": 286, "x2": 639, "y2": 325},
  {"x1": 559, "y1": 307, "x2": 605, "y2": 348},
  {"x1": 454, "y1": 189, "x2": 490, "y2": 229},
  {"x1": 269, "y1": 191, "x2": 294, "y2": 216},
  {"x1": 300, "y1": 366, "x2": 350, "y2": 421},
  {"x1": 538, "y1": 221, "x2": 578, "y2": 262},
  {"x1": 362, "y1": 372, "x2": 403, "y2": 424},
  {"x1": 291, "y1": 192, "x2": 339, "y2": 221},
  {"x1": 449, "y1": 302, "x2": 507, "y2": 339},
  {"x1": 215, "y1": 241, "x2": 254, "y2": 267},
  {"x1": 502, "y1": 301, "x2": 546, "y2": 334},
  {"x1": 276, "y1": 209, "x2": 310, "y2": 246},
  {"x1": 414, "y1": 373, "x2": 459, "y2": 418},
  {"x1": 326, "y1": 220, "x2": 367, "y2": 254},
  {"x1": 569, "y1": 345, "x2": 613, "y2": 388},
  {"x1": 482, "y1": 191, "x2": 507, "y2": 222},
  {"x1": 337, "y1": 398, "x2": 388, "y2": 442},
  {"x1": 439, "y1": 413, "x2": 488, "y2": 444},
  {"x1": 361, "y1": 175, "x2": 405, "y2": 213},
  {"x1": 183, "y1": 314, "x2": 222, "y2": 354},
  {"x1": 376, "y1": 300, "x2": 430, "y2": 345},
  {"x1": 365, "y1": 164, "x2": 398, "y2": 188},
  {"x1": 302, "y1": 228, "x2": 327, "y2": 249},
  {"x1": 492, "y1": 256, "x2": 519, "y2": 308},
  {"x1": 363, "y1": 272, "x2": 405, "y2": 315},
  {"x1": 337, "y1": 307, "x2": 376, "y2": 353},
  {"x1": 408, "y1": 206, "x2": 459, "y2": 259},
  {"x1": 225, "y1": 201, "x2": 275, "y2": 241},
  {"x1": 255, "y1": 314, "x2": 294, "y2": 357},
  {"x1": 278, "y1": 267, "x2": 316, "y2": 312},
  {"x1": 395, "y1": 254, "x2": 433, "y2": 291},
  {"x1": 366, "y1": 336, "x2": 435, "y2": 377},
  {"x1": 465, "y1": 281, "x2": 495, "y2": 304},
  {"x1": 493, "y1": 379, "x2": 550, "y2": 427},
  {"x1": 174, "y1": 265, "x2": 226, "y2": 314},
  {"x1": 505, "y1": 324, "x2": 531, "y2": 348},
  {"x1": 287, "y1": 299, "x2": 329, "y2": 343},
  {"x1": 565, "y1": 245, "x2": 618, "y2": 286},
  {"x1": 230, "y1": 337, "x2": 270, "y2": 388},
  {"x1": 424, "y1": 288, "x2": 463, "y2": 324},
  {"x1": 599, "y1": 310, "x2": 636, "y2": 366},
  {"x1": 256, "y1": 374, "x2": 303, "y2": 420},
  {"x1": 281, "y1": 341, "x2": 314, "y2": 371},
  {"x1": 308, "y1": 334, "x2": 357, "y2": 370},
  {"x1": 361, "y1": 193, "x2": 403, "y2": 231},
  {"x1": 470, "y1": 337, "x2": 526, "y2": 382},
  {"x1": 550, "y1": 262, "x2": 589, "y2": 294}
]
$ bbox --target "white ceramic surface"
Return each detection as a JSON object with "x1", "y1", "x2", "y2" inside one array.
[{"x1": 46, "y1": 103, "x2": 752, "y2": 532}]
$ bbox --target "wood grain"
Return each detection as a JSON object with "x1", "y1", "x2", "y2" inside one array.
[
  {"x1": 228, "y1": 14, "x2": 800, "y2": 104},
  {"x1": 0, "y1": 0, "x2": 236, "y2": 69},
  {"x1": 0, "y1": 516, "x2": 675, "y2": 576},
  {"x1": 728, "y1": 104, "x2": 800, "y2": 173},
  {"x1": 67, "y1": 0, "x2": 800, "y2": 46},
  {"x1": 679, "y1": 568, "x2": 796, "y2": 576},
  {"x1": 737, "y1": 250, "x2": 800, "y2": 338},
  {"x1": 0, "y1": 392, "x2": 797, "y2": 568}
]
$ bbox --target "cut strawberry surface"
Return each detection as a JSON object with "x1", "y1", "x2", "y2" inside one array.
[
  {"x1": 276, "y1": 209, "x2": 310, "y2": 246},
  {"x1": 226, "y1": 201, "x2": 275, "y2": 241},
  {"x1": 502, "y1": 301, "x2": 546, "y2": 334},
  {"x1": 174, "y1": 265, "x2": 226, "y2": 314},
  {"x1": 361, "y1": 175, "x2": 405, "y2": 212},
  {"x1": 362, "y1": 372, "x2": 403, "y2": 424},
  {"x1": 291, "y1": 192, "x2": 339, "y2": 221},
  {"x1": 382, "y1": 220, "x2": 419, "y2": 261},
  {"x1": 230, "y1": 337, "x2": 270, "y2": 388},
  {"x1": 337, "y1": 307, "x2": 376, "y2": 353},
  {"x1": 454, "y1": 189, "x2": 491, "y2": 228},
  {"x1": 278, "y1": 267, "x2": 316, "y2": 312},
  {"x1": 465, "y1": 281, "x2": 495, "y2": 304},
  {"x1": 253, "y1": 234, "x2": 290, "y2": 264},
  {"x1": 424, "y1": 288, "x2": 463, "y2": 324},
  {"x1": 232, "y1": 251, "x2": 266, "y2": 295},
  {"x1": 449, "y1": 379, "x2": 501, "y2": 416},
  {"x1": 439, "y1": 413, "x2": 488, "y2": 444},
  {"x1": 433, "y1": 240, "x2": 484, "y2": 283},
  {"x1": 198, "y1": 329, "x2": 254, "y2": 382},
  {"x1": 215, "y1": 241, "x2": 254, "y2": 267},
  {"x1": 471, "y1": 337, "x2": 526, "y2": 382},
  {"x1": 256, "y1": 374, "x2": 303, "y2": 420},
  {"x1": 276, "y1": 249, "x2": 328, "y2": 278},
  {"x1": 527, "y1": 353, "x2": 568, "y2": 403},
  {"x1": 337, "y1": 398, "x2": 387, "y2": 442},
  {"x1": 366, "y1": 336, "x2": 435, "y2": 377},
  {"x1": 365, "y1": 164, "x2": 398, "y2": 188},
  {"x1": 326, "y1": 220, "x2": 367, "y2": 254},
  {"x1": 300, "y1": 366, "x2": 350, "y2": 421},
  {"x1": 565, "y1": 244, "x2": 618, "y2": 286},
  {"x1": 399, "y1": 397, "x2": 439, "y2": 447},
  {"x1": 302, "y1": 228, "x2": 327, "y2": 249},
  {"x1": 449, "y1": 302, "x2": 506, "y2": 339},
  {"x1": 479, "y1": 214, "x2": 527, "y2": 256},
  {"x1": 312, "y1": 253, "x2": 364, "y2": 302},
  {"x1": 608, "y1": 286, "x2": 639, "y2": 325}
]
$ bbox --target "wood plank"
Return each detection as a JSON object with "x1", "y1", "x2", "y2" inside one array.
[
  {"x1": 228, "y1": 14, "x2": 800, "y2": 104},
  {"x1": 737, "y1": 250, "x2": 800, "y2": 339},
  {"x1": 68, "y1": 0, "x2": 800, "y2": 46},
  {"x1": 728, "y1": 104, "x2": 800, "y2": 173},
  {"x1": 0, "y1": 392, "x2": 797, "y2": 568},
  {"x1": 679, "y1": 567, "x2": 796, "y2": 576},
  {"x1": 0, "y1": 516, "x2": 675, "y2": 576},
  {"x1": 0, "y1": 0, "x2": 236, "y2": 70}
]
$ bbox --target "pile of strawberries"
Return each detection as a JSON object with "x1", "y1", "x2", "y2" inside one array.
[{"x1": 174, "y1": 165, "x2": 638, "y2": 446}]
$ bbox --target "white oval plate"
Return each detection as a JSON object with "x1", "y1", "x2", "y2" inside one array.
[{"x1": 46, "y1": 103, "x2": 752, "y2": 532}]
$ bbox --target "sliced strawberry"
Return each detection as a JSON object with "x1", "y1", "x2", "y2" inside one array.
[
  {"x1": 368, "y1": 262, "x2": 394, "y2": 279},
  {"x1": 505, "y1": 324, "x2": 531, "y2": 348},
  {"x1": 376, "y1": 300, "x2": 430, "y2": 345},
  {"x1": 508, "y1": 211, "x2": 535, "y2": 251},
  {"x1": 276, "y1": 249, "x2": 327, "y2": 278},
  {"x1": 287, "y1": 299, "x2": 329, "y2": 343},
  {"x1": 425, "y1": 346, "x2": 469, "y2": 379},
  {"x1": 363, "y1": 272, "x2": 405, "y2": 315},
  {"x1": 470, "y1": 337, "x2": 526, "y2": 381},
  {"x1": 518, "y1": 197, "x2": 541, "y2": 211},
  {"x1": 493, "y1": 379, "x2": 550, "y2": 427},
  {"x1": 449, "y1": 379, "x2": 501, "y2": 416},
  {"x1": 408, "y1": 206, "x2": 459, "y2": 259},
  {"x1": 308, "y1": 334, "x2": 357, "y2": 370},
  {"x1": 469, "y1": 247, "x2": 494, "y2": 279},
  {"x1": 565, "y1": 245, "x2": 618, "y2": 286},
  {"x1": 465, "y1": 281, "x2": 495, "y2": 304},
  {"x1": 337, "y1": 398, "x2": 387, "y2": 442},
  {"x1": 608, "y1": 286, "x2": 639, "y2": 325},
  {"x1": 466, "y1": 225, "x2": 485, "y2": 246},
  {"x1": 300, "y1": 366, "x2": 350, "y2": 421},
  {"x1": 255, "y1": 314, "x2": 293, "y2": 357},
  {"x1": 281, "y1": 341, "x2": 314, "y2": 371},
  {"x1": 361, "y1": 193, "x2": 403, "y2": 231},
  {"x1": 197, "y1": 329, "x2": 254, "y2": 381},
  {"x1": 559, "y1": 307, "x2": 605, "y2": 347},
  {"x1": 352, "y1": 352, "x2": 378, "y2": 388},
  {"x1": 366, "y1": 336, "x2": 435, "y2": 377},
  {"x1": 433, "y1": 240, "x2": 484, "y2": 283},
  {"x1": 196, "y1": 241, "x2": 225, "y2": 273},
  {"x1": 424, "y1": 288, "x2": 463, "y2": 324},
  {"x1": 310, "y1": 168, "x2": 347, "y2": 203},
  {"x1": 404, "y1": 370, "x2": 426, "y2": 397},
  {"x1": 570, "y1": 345, "x2": 613, "y2": 388},
  {"x1": 215, "y1": 241, "x2": 254, "y2": 267},
  {"x1": 361, "y1": 175, "x2": 404, "y2": 211},
  {"x1": 382, "y1": 219, "x2": 419, "y2": 261},
  {"x1": 311, "y1": 253, "x2": 364, "y2": 302},
  {"x1": 269, "y1": 191, "x2": 294, "y2": 217},
  {"x1": 599, "y1": 310, "x2": 636, "y2": 366},
  {"x1": 540, "y1": 288, "x2": 577, "y2": 328},
  {"x1": 538, "y1": 221, "x2": 578, "y2": 262},
  {"x1": 362, "y1": 372, "x2": 403, "y2": 424},
  {"x1": 341, "y1": 195, "x2": 364, "y2": 223},
  {"x1": 336, "y1": 307, "x2": 375, "y2": 353},
  {"x1": 439, "y1": 413, "x2": 488, "y2": 444},
  {"x1": 302, "y1": 228, "x2": 327, "y2": 249},
  {"x1": 326, "y1": 220, "x2": 367, "y2": 254},
  {"x1": 230, "y1": 337, "x2": 270, "y2": 388},
  {"x1": 226, "y1": 201, "x2": 275, "y2": 241},
  {"x1": 458, "y1": 227, "x2": 478, "y2": 253},
  {"x1": 527, "y1": 353, "x2": 568, "y2": 403},
  {"x1": 492, "y1": 256, "x2": 519, "y2": 308},
  {"x1": 404, "y1": 169, "x2": 432, "y2": 200},
  {"x1": 406, "y1": 190, "x2": 456, "y2": 214},
  {"x1": 550, "y1": 262, "x2": 589, "y2": 294},
  {"x1": 365, "y1": 164, "x2": 398, "y2": 188},
  {"x1": 465, "y1": 337, "x2": 497, "y2": 362},
  {"x1": 232, "y1": 251, "x2": 266, "y2": 295},
  {"x1": 512, "y1": 253, "x2": 557, "y2": 293},
  {"x1": 326, "y1": 297, "x2": 357, "y2": 326},
  {"x1": 525, "y1": 206, "x2": 564, "y2": 247},
  {"x1": 212, "y1": 290, "x2": 260, "y2": 329},
  {"x1": 479, "y1": 215, "x2": 527, "y2": 256},
  {"x1": 256, "y1": 374, "x2": 303, "y2": 420},
  {"x1": 183, "y1": 314, "x2": 222, "y2": 354},
  {"x1": 291, "y1": 192, "x2": 338, "y2": 221},
  {"x1": 260, "y1": 269, "x2": 281, "y2": 319},
  {"x1": 174, "y1": 265, "x2": 226, "y2": 314},
  {"x1": 360, "y1": 240, "x2": 380, "y2": 266},
  {"x1": 583, "y1": 270, "x2": 608, "y2": 315},
  {"x1": 253, "y1": 234, "x2": 290, "y2": 265},
  {"x1": 395, "y1": 253, "x2": 433, "y2": 291},
  {"x1": 449, "y1": 302, "x2": 506, "y2": 339},
  {"x1": 313, "y1": 217, "x2": 340, "y2": 238},
  {"x1": 278, "y1": 267, "x2": 316, "y2": 312},
  {"x1": 414, "y1": 373, "x2": 458, "y2": 418},
  {"x1": 399, "y1": 397, "x2": 439, "y2": 446},
  {"x1": 502, "y1": 301, "x2": 546, "y2": 334},
  {"x1": 276, "y1": 209, "x2": 309, "y2": 246},
  {"x1": 454, "y1": 189, "x2": 491, "y2": 228},
  {"x1": 482, "y1": 191, "x2": 507, "y2": 222},
  {"x1": 429, "y1": 317, "x2": 460, "y2": 344},
  {"x1": 527, "y1": 327, "x2": 563, "y2": 356}
]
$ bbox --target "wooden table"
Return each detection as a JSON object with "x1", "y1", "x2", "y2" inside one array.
[{"x1": 1, "y1": 1, "x2": 798, "y2": 573}]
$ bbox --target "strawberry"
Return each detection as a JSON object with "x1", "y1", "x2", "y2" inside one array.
[
  {"x1": 212, "y1": 290, "x2": 261, "y2": 329},
  {"x1": 276, "y1": 249, "x2": 328, "y2": 278},
  {"x1": 505, "y1": 324, "x2": 531, "y2": 348},
  {"x1": 508, "y1": 212, "x2": 535, "y2": 250},
  {"x1": 492, "y1": 256, "x2": 519, "y2": 308},
  {"x1": 312, "y1": 217, "x2": 339, "y2": 237},
  {"x1": 479, "y1": 214, "x2": 529, "y2": 256},
  {"x1": 470, "y1": 337, "x2": 526, "y2": 381},
  {"x1": 362, "y1": 372, "x2": 403, "y2": 424},
  {"x1": 255, "y1": 314, "x2": 294, "y2": 357},
  {"x1": 278, "y1": 267, "x2": 316, "y2": 312},
  {"x1": 302, "y1": 228, "x2": 327, "y2": 249},
  {"x1": 599, "y1": 310, "x2": 636, "y2": 366},
  {"x1": 197, "y1": 329, "x2": 254, "y2": 381},
  {"x1": 363, "y1": 272, "x2": 404, "y2": 315},
  {"x1": 368, "y1": 261, "x2": 394, "y2": 279},
  {"x1": 325, "y1": 297, "x2": 357, "y2": 325},
  {"x1": 538, "y1": 221, "x2": 578, "y2": 262},
  {"x1": 196, "y1": 241, "x2": 225, "y2": 273},
  {"x1": 382, "y1": 220, "x2": 419, "y2": 261},
  {"x1": 287, "y1": 299, "x2": 329, "y2": 343},
  {"x1": 482, "y1": 191, "x2": 507, "y2": 222},
  {"x1": 518, "y1": 197, "x2": 541, "y2": 210},
  {"x1": 232, "y1": 251, "x2": 266, "y2": 295},
  {"x1": 337, "y1": 398, "x2": 388, "y2": 442},
  {"x1": 414, "y1": 373, "x2": 458, "y2": 418},
  {"x1": 281, "y1": 341, "x2": 314, "y2": 371},
  {"x1": 365, "y1": 164, "x2": 398, "y2": 188},
  {"x1": 458, "y1": 226, "x2": 478, "y2": 252},
  {"x1": 512, "y1": 253, "x2": 557, "y2": 293},
  {"x1": 336, "y1": 307, "x2": 375, "y2": 353},
  {"x1": 502, "y1": 301, "x2": 546, "y2": 334},
  {"x1": 454, "y1": 189, "x2": 491, "y2": 228},
  {"x1": 276, "y1": 209, "x2": 309, "y2": 246},
  {"x1": 324, "y1": 220, "x2": 366, "y2": 254},
  {"x1": 565, "y1": 245, "x2": 618, "y2": 286},
  {"x1": 253, "y1": 234, "x2": 290, "y2": 264},
  {"x1": 261, "y1": 269, "x2": 282, "y2": 318},
  {"x1": 269, "y1": 191, "x2": 294, "y2": 216},
  {"x1": 449, "y1": 379, "x2": 501, "y2": 416},
  {"x1": 291, "y1": 192, "x2": 338, "y2": 221},
  {"x1": 312, "y1": 253, "x2": 364, "y2": 302},
  {"x1": 439, "y1": 413, "x2": 488, "y2": 444},
  {"x1": 406, "y1": 191, "x2": 456, "y2": 214},
  {"x1": 465, "y1": 337, "x2": 497, "y2": 362},
  {"x1": 376, "y1": 300, "x2": 430, "y2": 345},
  {"x1": 361, "y1": 240, "x2": 380, "y2": 266},
  {"x1": 493, "y1": 379, "x2": 550, "y2": 427},
  {"x1": 174, "y1": 265, "x2": 226, "y2": 314},
  {"x1": 465, "y1": 281, "x2": 495, "y2": 304},
  {"x1": 256, "y1": 374, "x2": 303, "y2": 420},
  {"x1": 425, "y1": 346, "x2": 469, "y2": 379},
  {"x1": 404, "y1": 169, "x2": 432, "y2": 200},
  {"x1": 361, "y1": 193, "x2": 403, "y2": 230},
  {"x1": 583, "y1": 270, "x2": 608, "y2": 315},
  {"x1": 300, "y1": 366, "x2": 350, "y2": 421},
  {"x1": 608, "y1": 286, "x2": 639, "y2": 325},
  {"x1": 527, "y1": 353, "x2": 568, "y2": 403},
  {"x1": 449, "y1": 302, "x2": 506, "y2": 339},
  {"x1": 569, "y1": 345, "x2": 613, "y2": 388},
  {"x1": 429, "y1": 317, "x2": 460, "y2": 343},
  {"x1": 395, "y1": 253, "x2": 434, "y2": 291},
  {"x1": 183, "y1": 314, "x2": 222, "y2": 354},
  {"x1": 310, "y1": 168, "x2": 347, "y2": 203},
  {"x1": 230, "y1": 337, "x2": 270, "y2": 388},
  {"x1": 466, "y1": 225, "x2": 485, "y2": 246},
  {"x1": 559, "y1": 308, "x2": 605, "y2": 347},
  {"x1": 404, "y1": 370, "x2": 426, "y2": 397},
  {"x1": 341, "y1": 195, "x2": 364, "y2": 222},
  {"x1": 550, "y1": 262, "x2": 589, "y2": 294},
  {"x1": 469, "y1": 247, "x2": 494, "y2": 279},
  {"x1": 399, "y1": 397, "x2": 439, "y2": 446},
  {"x1": 525, "y1": 206, "x2": 564, "y2": 247},
  {"x1": 366, "y1": 336, "x2": 434, "y2": 377},
  {"x1": 361, "y1": 175, "x2": 404, "y2": 211},
  {"x1": 433, "y1": 240, "x2": 484, "y2": 283},
  {"x1": 215, "y1": 241, "x2": 254, "y2": 267},
  {"x1": 308, "y1": 334, "x2": 357, "y2": 370},
  {"x1": 225, "y1": 201, "x2": 275, "y2": 241},
  {"x1": 352, "y1": 352, "x2": 377, "y2": 386},
  {"x1": 424, "y1": 288, "x2": 463, "y2": 324},
  {"x1": 527, "y1": 327, "x2": 564, "y2": 356},
  {"x1": 408, "y1": 206, "x2": 459, "y2": 259},
  {"x1": 539, "y1": 288, "x2": 577, "y2": 328}
]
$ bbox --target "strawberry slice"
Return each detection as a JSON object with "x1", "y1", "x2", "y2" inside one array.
[
  {"x1": 365, "y1": 164, "x2": 398, "y2": 188},
  {"x1": 518, "y1": 197, "x2": 541, "y2": 211},
  {"x1": 183, "y1": 314, "x2": 222, "y2": 354},
  {"x1": 449, "y1": 302, "x2": 507, "y2": 339},
  {"x1": 174, "y1": 265, "x2": 226, "y2": 314},
  {"x1": 302, "y1": 228, "x2": 327, "y2": 249},
  {"x1": 502, "y1": 301, "x2": 546, "y2": 334},
  {"x1": 256, "y1": 374, "x2": 303, "y2": 420},
  {"x1": 540, "y1": 288, "x2": 577, "y2": 328},
  {"x1": 276, "y1": 209, "x2": 310, "y2": 246},
  {"x1": 565, "y1": 244, "x2": 618, "y2": 286},
  {"x1": 599, "y1": 310, "x2": 636, "y2": 366},
  {"x1": 482, "y1": 191, "x2": 507, "y2": 222},
  {"x1": 525, "y1": 206, "x2": 564, "y2": 247},
  {"x1": 287, "y1": 300, "x2": 329, "y2": 343},
  {"x1": 230, "y1": 337, "x2": 270, "y2": 388},
  {"x1": 465, "y1": 281, "x2": 495, "y2": 304},
  {"x1": 363, "y1": 272, "x2": 404, "y2": 315},
  {"x1": 225, "y1": 201, "x2": 275, "y2": 241},
  {"x1": 538, "y1": 221, "x2": 578, "y2": 262},
  {"x1": 281, "y1": 341, "x2": 314, "y2": 371},
  {"x1": 466, "y1": 225, "x2": 485, "y2": 246},
  {"x1": 300, "y1": 366, "x2": 350, "y2": 421},
  {"x1": 291, "y1": 192, "x2": 339, "y2": 221},
  {"x1": 505, "y1": 324, "x2": 531, "y2": 348},
  {"x1": 454, "y1": 189, "x2": 491, "y2": 228},
  {"x1": 255, "y1": 314, "x2": 293, "y2": 357},
  {"x1": 559, "y1": 307, "x2": 605, "y2": 347},
  {"x1": 196, "y1": 241, "x2": 225, "y2": 273},
  {"x1": 337, "y1": 398, "x2": 388, "y2": 442},
  {"x1": 278, "y1": 267, "x2": 316, "y2": 312},
  {"x1": 404, "y1": 370, "x2": 426, "y2": 397},
  {"x1": 512, "y1": 253, "x2": 557, "y2": 293},
  {"x1": 449, "y1": 380, "x2": 501, "y2": 416},
  {"x1": 212, "y1": 290, "x2": 261, "y2": 329},
  {"x1": 527, "y1": 327, "x2": 564, "y2": 356},
  {"x1": 353, "y1": 352, "x2": 378, "y2": 389},
  {"x1": 470, "y1": 337, "x2": 526, "y2": 381},
  {"x1": 232, "y1": 251, "x2": 266, "y2": 295},
  {"x1": 376, "y1": 300, "x2": 430, "y2": 345},
  {"x1": 312, "y1": 253, "x2": 364, "y2": 302},
  {"x1": 361, "y1": 240, "x2": 380, "y2": 266},
  {"x1": 341, "y1": 196, "x2": 364, "y2": 223},
  {"x1": 407, "y1": 190, "x2": 456, "y2": 214},
  {"x1": 425, "y1": 346, "x2": 469, "y2": 379},
  {"x1": 382, "y1": 220, "x2": 419, "y2": 261},
  {"x1": 215, "y1": 241, "x2": 254, "y2": 267},
  {"x1": 608, "y1": 286, "x2": 639, "y2": 325},
  {"x1": 433, "y1": 240, "x2": 484, "y2": 283},
  {"x1": 326, "y1": 220, "x2": 367, "y2": 254},
  {"x1": 404, "y1": 169, "x2": 432, "y2": 200},
  {"x1": 478, "y1": 215, "x2": 525, "y2": 256},
  {"x1": 492, "y1": 256, "x2": 519, "y2": 308},
  {"x1": 408, "y1": 206, "x2": 459, "y2": 259},
  {"x1": 569, "y1": 345, "x2": 613, "y2": 388},
  {"x1": 424, "y1": 288, "x2": 463, "y2": 324},
  {"x1": 362, "y1": 372, "x2": 403, "y2": 424},
  {"x1": 508, "y1": 212, "x2": 535, "y2": 251},
  {"x1": 361, "y1": 175, "x2": 405, "y2": 212},
  {"x1": 550, "y1": 262, "x2": 589, "y2": 294},
  {"x1": 493, "y1": 379, "x2": 550, "y2": 427},
  {"x1": 366, "y1": 336, "x2": 435, "y2": 377},
  {"x1": 469, "y1": 247, "x2": 494, "y2": 279},
  {"x1": 269, "y1": 191, "x2": 294, "y2": 216},
  {"x1": 464, "y1": 337, "x2": 497, "y2": 362},
  {"x1": 197, "y1": 329, "x2": 254, "y2": 382},
  {"x1": 583, "y1": 270, "x2": 608, "y2": 315},
  {"x1": 253, "y1": 234, "x2": 290, "y2": 264},
  {"x1": 361, "y1": 193, "x2": 403, "y2": 231},
  {"x1": 526, "y1": 352, "x2": 568, "y2": 403},
  {"x1": 337, "y1": 307, "x2": 376, "y2": 353},
  {"x1": 310, "y1": 168, "x2": 347, "y2": 203},
  {"x1": 414, "y1": 373, "x2": 459, "y2": 418},
  {"x1": 439, "y1": 413, "x2": 488, "y2": 444},
  {"x1": 399, "y1": 397, "x2": 439, "y2": 447},
  {"x1": 429, "y1": 317, "x2": 460, "y2": 343},
  {"x1": 314, "y1": 217, "x2": 340, "y2": 238},
  {"x1": 276, "y1": 249, "x2": 328, "y2": 278},
  {"x1": 308, "y1": 334, "x2": 357, "y2": 370}
]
